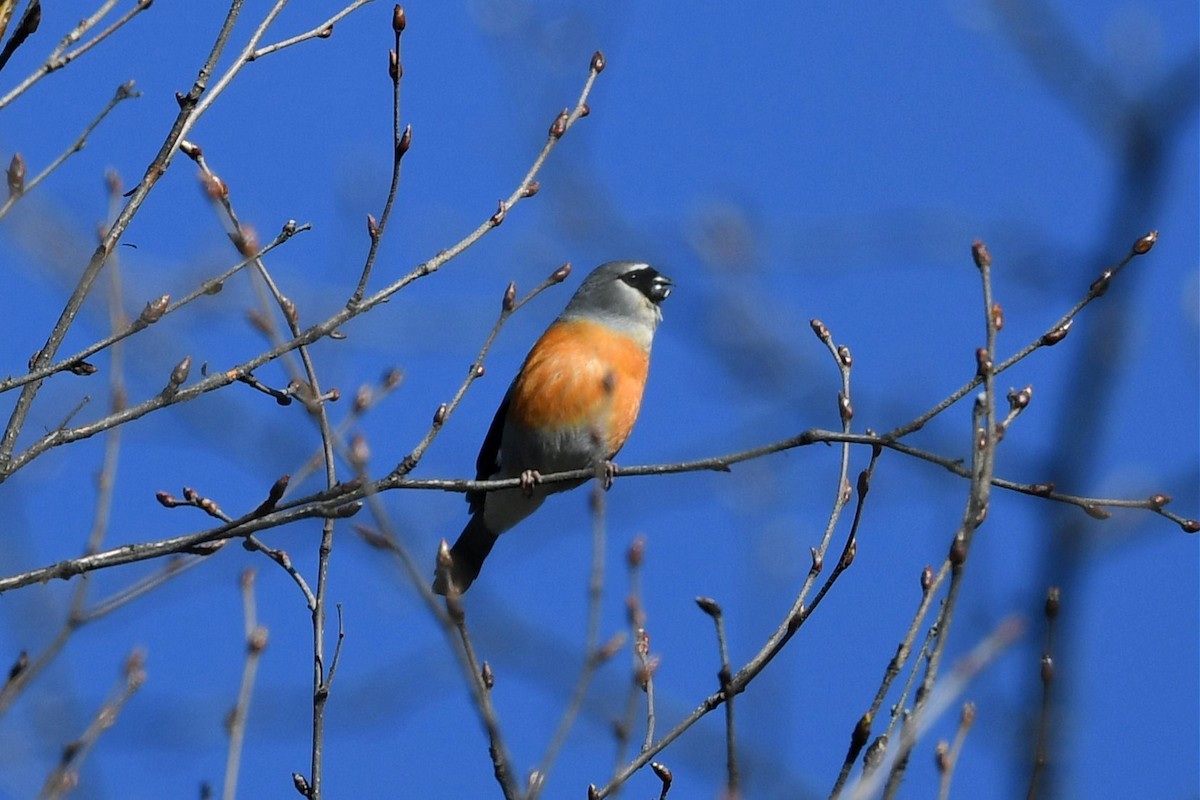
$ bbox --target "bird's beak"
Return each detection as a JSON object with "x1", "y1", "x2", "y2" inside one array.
[{"x1": 649, "y1": 274, "x2": 673, "y2": 304}]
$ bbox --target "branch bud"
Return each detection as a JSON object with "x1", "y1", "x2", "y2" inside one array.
[
  {"x1": 550, "y1": 262, "x2": 572, "y2": 283},
  {"x1": 549, "y1": 109, "x2": 568, "y2": 139},
  {"x1": 1131, "y1": 230, "x2": 1157, "y2": 255},
  {"x1": 6, "y1": 153, "x2": 25, "y2": 197},
  {"x1": 971, "y1": 239, "x2": 991, "y2": 270}
]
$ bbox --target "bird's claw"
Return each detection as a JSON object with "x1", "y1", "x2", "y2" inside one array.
[
  {"x1": 603, "y1": 460, "x2": 617, "y2": 490},
  {"x1": 519, "y1": 469, "x2": 542, "y2": 496}
]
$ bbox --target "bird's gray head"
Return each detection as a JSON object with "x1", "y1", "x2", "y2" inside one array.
[{"x1": 559, "y1": 261, "x2": 673, "y2": 347}]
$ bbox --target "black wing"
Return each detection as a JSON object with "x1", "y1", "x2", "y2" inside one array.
[{"x1": 468, "y1": 384, "x2": 512, "y2": 513}]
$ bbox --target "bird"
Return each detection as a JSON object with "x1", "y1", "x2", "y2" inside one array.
[{"x1": 433, "y1": 261, "x2": 673, "y2": 595}]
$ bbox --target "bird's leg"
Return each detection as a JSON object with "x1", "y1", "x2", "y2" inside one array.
[
  {"x1": 603, "y1": 460, "x2": 617, "y2": 490},
  {"x1": 519, "y1": 469, "x2": 542, "y2": 496}
]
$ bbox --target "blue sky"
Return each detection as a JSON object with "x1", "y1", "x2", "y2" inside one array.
[{"x1": 0, "y1": 2, "x2": 1196, "y2": 798}]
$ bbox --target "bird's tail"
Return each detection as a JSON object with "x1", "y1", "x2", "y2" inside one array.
[{"x1": 432, "y1": 513, "x2": 498, "y2": 595}]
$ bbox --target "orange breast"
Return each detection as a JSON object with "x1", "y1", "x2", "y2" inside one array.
[{"x1": 508, "y1": 319, "x2": 650, "y2": 456}]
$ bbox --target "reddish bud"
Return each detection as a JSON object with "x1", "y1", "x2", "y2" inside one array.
[
  {"x1": 280, "y1": 296, "x2": 299, "y2": 327},
  {"x1": 178, "y1": 140, "x2": 202, "y2": 160},
  {"x1": 1041, "y1": 321, "x2": 1072, "y2": 346},
  {"x1": 975, "y1": 347, "x2": 994, "y2": 377},
  {"x1": 170, "y1": 355, "x2": 192, "y2": 388},
  {"x1": 1082, "y1": 503, "x2": 1111, "y2": 520},
  {"x1": 521, "y1": 180, "x2": 540, "y2": 198},
  {"x1": 1045, "y1": 586, "x2": 1060, "y2": 619},
  {"x1": 590, "y1": 50, "x2": 606, "y2": 73},
  {"x1": 838, "y1": 392, "x2": 853, "y2": 426},
  {"x1": 550, "y1": 262, "x2": 572, "y2": 283},
  {"x1": 935, "y1": 741, "x2": 950, "y2": 773},
  {"x1": 549, "y1": 109, "x2": 568, "y2": 139},
  {"x1": 809, "y1": 318, "x2": 830, "y2": 342},
  {"x1": 971, "y1": 239, "x2": 991, "y2": 270},
  {"x1": 392, "y1": 5, "x2": 406, "y2": 33},
  {"x1": 6, "y1": 153, "x2": 25, "y2": 197},
  {"x1": 1147, "y1": 493, "x2": 1170, "y2": 509},
  {"x1": 397, "y1": 125, "x2": 412, "y2": 158},
  {"x1": 949, "y1": 533, "x2": 967, "y2": 566},
  {"x1": 366, "y1": 213, "x2": 379, "y2": 241},
  {"x1": 490, "y1": 199, "x2": 507, "y2": 227},
  {"x1": 139, "y1": 295, "x2": 170, "y2": 325},
  {"x1": 1089, "y1": 270, "x2": 1113, "y2": 297},
  {"x1": 991, "y1": 302, "x2": 1004, "y2": 331},
  {"x1": 920, "y1": 565, "x2": 933, "y2": 594},
  {"x1": 627, "y1": 535, "x2": 645, "y2": 567},
  {"x1": 1007, "y1": 385, "x2": 1032, "y2": 410},
  {"x1": 1182, "y1": 519, "x2": 1199, "y2": 534},
  {"x1": 839, "y1": 538, "x2": 857, "y2": 569},
  {"x1": 1132, "y1": 230, "x2": 1157, "y2": 255},
  {"x1": 432, "y1": 402, "x2": 447, "y2": 426}
]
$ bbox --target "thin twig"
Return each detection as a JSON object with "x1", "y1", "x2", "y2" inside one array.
[
  {"x1": 696, "y1": 597, "x2": 738, "y2": 796},
  {"x1": 884, "y1": 231, "x2": 1157, "y2": 440},
  {"x1": 846, "y1": 618, "x2": 1023, "y2": 800},
  {"x1": 37, "y1": 648, "x2": 147, "y2": 800},
  {"x1": 528, "y1": 465, "x2": 614, "y2": 798},
  {"x1": 881, "y1": 240, "x2": 1002, "y2": 797},
  {"x1": 348, "y1": 2, "x2": 407, "y2": 306},
  {"x1": 249, "y1": 0, "x2": 373, "y2": 61},
  {"x1": 0, "y1": 81, "x2": 140, "y2": 220},
  {"x1": 937, "y1": 702, "x2": 976, "y2": 800},
  {"x1": 224, "y1": 570, "x2": 268, "y2": 800},
  {"x1": 0, "y1": 46, "x2": 602, "y2": 483},
  {"x1": 1026, "y1": 586, "x2": 1060, "y2": 800},
  {"x1": 0, "y1": 220, "x2": 310, "y2": 394},
  {"x1": 0, "y1": 0, "x2": 153, "y2": 111},
  {"x1": 0, "y1": 0, "x2": 249, "y2": 471}
]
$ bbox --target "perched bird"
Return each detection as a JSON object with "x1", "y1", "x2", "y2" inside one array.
[{"x1": 433, "y1": 261, "x2": 673, "y2": 594}]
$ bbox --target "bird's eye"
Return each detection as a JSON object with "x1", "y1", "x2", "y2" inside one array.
[{"x1": 621, "y1": 266, "x2": 673, "y2": 304}]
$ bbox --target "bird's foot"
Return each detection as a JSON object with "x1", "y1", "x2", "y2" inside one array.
[
  {"x1": 519, "y1": 469, "x2": 542, "y2": 496},
  {"x1": 603, "y1": 460, "x2": 617, "y2": 490}
]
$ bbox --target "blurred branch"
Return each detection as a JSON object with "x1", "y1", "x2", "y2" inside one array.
[
  {"x1": 0, "y1": 0, "x2": 248, "y2": 473},
  {"x1": 846, "y1": 618, "x2": 1023, "y2": 799},
  {"x1": 0, "y1": 219, "x2": 310, "y2": 393},
  {"x1": 37, "y1": 648, "x2": 146, "y2": 800},
  {"x1": 223, "y1": 570, "x2": 268, "y2": 800},
  {"x1": 528, "y1": 469, "x2": 619, "y2": 799},
  {"x1": 1025, "y1": 587, "x2": 1060, "y2": 799},
  {"x1": 0, "y1": 81, "x2": 139, "y2": 220}
]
